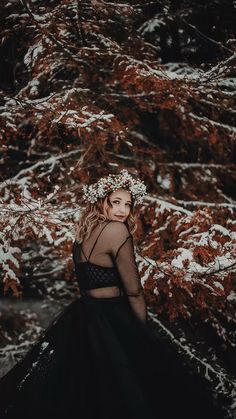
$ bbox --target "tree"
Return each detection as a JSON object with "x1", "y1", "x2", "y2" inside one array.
[{"x1": 0, "y1": 1, "x2": 236, "y2": 412}]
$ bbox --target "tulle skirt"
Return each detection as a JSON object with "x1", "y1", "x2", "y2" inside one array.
[{"x1": 0, "y1": 294, "x2": 225, "y2": 419}]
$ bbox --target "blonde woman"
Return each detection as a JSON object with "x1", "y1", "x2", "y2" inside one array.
[
  {"x1": 73, "y1": 171, "x2": 146, "y2": 322},
  {"x1": 0, "y1": 170, "x2": 225, "y2": 419}
]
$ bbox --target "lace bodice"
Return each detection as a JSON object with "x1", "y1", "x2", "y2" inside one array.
[
  {"x1": 73, "y1": 220, "x2": 147, "y2": 323},
  {"x1": 73, "y1": 260, "x2": 124, "y2": 292}
]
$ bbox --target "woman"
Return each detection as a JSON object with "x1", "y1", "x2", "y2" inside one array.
[
  {"x1": 73, "y1": 169, "x2": 147, "y2": 323},
  {"x1": 0, "y1": 169, "x2": 225, "y2": 419}
]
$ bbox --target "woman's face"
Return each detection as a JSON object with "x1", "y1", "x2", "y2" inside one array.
[{"x1": 104, "y1": 188, "x2": 132, "y2": 222}]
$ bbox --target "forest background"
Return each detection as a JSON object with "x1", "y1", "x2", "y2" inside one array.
[{"x1": 0, "y1": 0, "x2": 236, "y2": 416}]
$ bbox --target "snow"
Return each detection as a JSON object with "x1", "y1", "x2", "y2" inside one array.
[
  {"x1": 62, "y1": 87, "x2": 91, "y2": 103},
  {"x1": 189, "y1": 112, "x2": 236, "y2": 133},
  {"x1": 41, "y1": 226, "x2": 54, "y2": 243},
  {"x1": 0, "y1": 148, "x2": 82, "y2": 192},
  {"x1": 218, "y1": 77, "x2": 236, "y2": 89},
  {"x1": 29, "y1": 79, "x2": 40, "y2": 96},
  {"x1": 163, "y1": 62, "x2": 204, "y2": 81},
  {"x1": 40, "y1": 341, "x2": 49, "y2": 350},
  {"x1": 213, "y1": 282, "x2": 224, "y2": 291},
  {"x1": 157, "y1": 173, "x2": 171, "y2": 190},
  {"x1": 16, "y1": 340, "x2": 52, "y2": 390},
  {"x1": 148, "y1": 310, "x2": 236, "y2": 392},
  {"x1": 78, "y1": 109, "x2": 115, "y2": 127},
  {"x1": 138, "y1": 15, "x2": 166, "y2": 36},
  {"x1": 125, "y1": 140, "x2": 133, "y2": 147},
  {"x1": 176, "y1": 199, "x2": 236, "y2": 209},
  {"x1": 208, "y1": 255, "x2": 236, "y2": 272},
  {"x1": 210, "y1": 224, "x2": 231, "y2": 236},
  {"x1": 171, "y1": 248, "x2": 193, "y2": 269},
  {"x1": 96, "y1": 33, "x2": 121, "y2": 50},
  {"x1": 147, "y1": 196, "x2": 192, "y2": 215},
  {"x1": 0, "y1": 245, "x2": 21, "y2": 276},
  {"x1": 31, "y1": 14, "x2": 46, "y2": 22},
  {"x1": 158, "y1": 161, "x2": 225, "y2": 169},
  {"x1": 179, "y1": 227, "x2": 195, "y2": 237},
  {"x1": 184, "y1": 231, "x2": 212, "y2": 247},
  {"x1": 53, "y1": 281, "x2": 67, "y2": 291},
  {"x1": 116, "y1": 54, "x2": 167, "y2": 79},
  {"x1": 227, "y1": 292, "x2": 236, "y2": 302},
  {"x1": 101, "y1": 2, "x2": 132, "y2": 6},
  {"x1": 52, "y1": 108, "x2": 115, "y2": 129},
  {"x1": 24, "y1": 41, "x2": 44, "y2": 67}
]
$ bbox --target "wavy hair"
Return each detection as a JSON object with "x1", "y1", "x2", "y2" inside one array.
[{"x1": 75, "y1": 192, "x2": 138, "y2": 243}]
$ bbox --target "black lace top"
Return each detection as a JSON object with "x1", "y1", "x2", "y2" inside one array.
[
  {"x1": 73, "y1": 259, "x2": 124, "y2": 292},
  {"x1": 73, "y1": 220, "x2": 146, "y2": 322},
  {"x1": 73, "y1": 219, "x2": 143, "y2": 289}
]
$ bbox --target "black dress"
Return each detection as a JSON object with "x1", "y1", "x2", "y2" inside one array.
[{"x1": 0, "y1": 221, "x2": 225, "y2": 419}]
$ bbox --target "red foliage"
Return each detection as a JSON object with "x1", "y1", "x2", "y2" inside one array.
[{"x1": 0, "y1": 0, "x2": 235, "y2": 346}]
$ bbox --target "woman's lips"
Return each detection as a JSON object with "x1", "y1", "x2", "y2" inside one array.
[{"x1": 116, "y1": 216, "x2": 125, "y2": 220}]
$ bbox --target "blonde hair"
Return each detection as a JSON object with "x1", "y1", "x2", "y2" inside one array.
[{"x1": 75, "y1": 192, "x2": 138, "y2": 243}]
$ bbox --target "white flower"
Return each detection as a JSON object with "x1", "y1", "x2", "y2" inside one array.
[{"x1": 82, "y1": 170, "x2": 147, "y2": 205}]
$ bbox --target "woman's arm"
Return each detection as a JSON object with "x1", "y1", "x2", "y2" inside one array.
[
  {"x1": 106, "y1": 222, "x2": 147, "y2": 324},
  {"x1": 113, "y1": 235, "x2": 147, "y2": 324}
]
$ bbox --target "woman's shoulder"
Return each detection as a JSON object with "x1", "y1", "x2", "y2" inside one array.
[{"x1": 103, "y1": 220, "x2": 131, "y2": 237}]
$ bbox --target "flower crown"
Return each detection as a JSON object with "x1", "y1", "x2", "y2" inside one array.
[{"x1": 82, "y1": 169, "x2": 147, "y2": 205}]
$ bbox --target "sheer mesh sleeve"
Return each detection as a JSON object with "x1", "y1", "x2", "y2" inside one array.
[{"x1": 106, "y1": 222, "x2": 147, "y2": 324}]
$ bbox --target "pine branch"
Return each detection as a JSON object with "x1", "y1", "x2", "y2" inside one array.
[
  {"x1": 180, "y1": 17, "x2": 234, "y2": 55},
  {"x1": 20, "y1": 0, "x2": 89, "y2": 67}
]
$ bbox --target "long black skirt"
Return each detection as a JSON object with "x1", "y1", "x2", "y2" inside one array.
[{"x1": 0, "y1": 294, "x2": 225, "y2": 419}]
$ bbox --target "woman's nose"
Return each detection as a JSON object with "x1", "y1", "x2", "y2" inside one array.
[{"x1": 118, "y1": 206, "x2": 126, "y2": 214}]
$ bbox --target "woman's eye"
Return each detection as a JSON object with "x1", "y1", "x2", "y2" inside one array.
[{"x1": 113, "y1": 200, "x2": 130, "y2": 206}]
